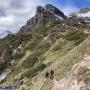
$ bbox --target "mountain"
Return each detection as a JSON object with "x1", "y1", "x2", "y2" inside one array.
[
  {"x1": 0, "y1": 4, "x2": 90, "y2": 90},
  {"x1": 70, "y1": 8, "x2": 90, "y2": 23},
  {"x1": 79, "y1": 8, "x2": 90, "y2": 13},
  {"x1": 70, "y1": 8, "x2": 90, "y2": 17},
  {"x1": 19, "y1": 4, "x2": 67, "y2": 34}
]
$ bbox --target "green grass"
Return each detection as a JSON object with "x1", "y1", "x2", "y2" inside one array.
[
  {"x1": 22, "y1": 62, "x2": 46, "y2": 78},
  {"x1": 55, "y1": 38, "x2": 90, "y2": 80},
  {"x1": 0, "y1": 19, "x2": 90, "y2": 90},
  {"x1": 64, "y1": 30, "x2": 88, "y2": 45}
]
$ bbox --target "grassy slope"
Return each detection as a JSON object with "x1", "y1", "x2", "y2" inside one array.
[
  {"x1": 0, "y1": 22, "x2": 89, "y2": 90},
  {"x1": 27, "y1": 37, "x2": 90, "y2": 90}
]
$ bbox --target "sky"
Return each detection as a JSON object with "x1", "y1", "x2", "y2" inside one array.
[{"x1": 0, "y1": 0, "x2": 90, "y2": 38}]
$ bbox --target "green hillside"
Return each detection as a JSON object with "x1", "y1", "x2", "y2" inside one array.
[{"x1": 0, "y1": 19, "x2": 90, "y2": 90}]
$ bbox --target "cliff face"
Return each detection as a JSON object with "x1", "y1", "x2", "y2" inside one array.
[
  {"x1": 19, "y1": 4, "x2": 67, "y2": 34},
  {"x1": 45, "y1": 4, "x2": 67, "y2": 19}
]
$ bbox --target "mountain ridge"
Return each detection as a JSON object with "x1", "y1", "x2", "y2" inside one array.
[
  {"x1": 1, "y1": 6, "x2": 90, "y2": 39},
  {"x1": 19, "y1": 4, "x2": 67, "y2": 34},
  {"x1": 0, "y1": 4, "x2": 90, "y2": 90}
]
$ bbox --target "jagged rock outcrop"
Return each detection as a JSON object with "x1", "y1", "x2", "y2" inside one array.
[
  {"x1": 45, "y1": 4, "x2": 67, "y2": 19},
  {"x1": 19, "y1": 4, "x2": 67, "y2": 34}
]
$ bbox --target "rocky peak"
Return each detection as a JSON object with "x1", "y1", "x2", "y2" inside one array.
[
  {"x1": 45, "y1": 4, "x2": 67, "y2": 19},
  {"x1": 35, "y1": 6, "x2": 44, "y2": 15},
  {"x1": 19, "y1": 4, "x2": 67, "y2": 34}
]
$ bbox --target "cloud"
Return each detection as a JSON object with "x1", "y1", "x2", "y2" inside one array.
[
  {"x1": 60, "y1": 5, "x2": 79, "y2": 15},
  {"x1": 77, "y1": 11, "x2": 90, "y2": 17},
  {"x1": 0, "y1": 0, "x2": 45, "y2": 35},
  {"x1": 0, "y1": 0, "x2": 11, "y2": 9},
  {"x1": 0, "y1": 15, "x2": 16, "y2": 34},
  {"x1": 0, "y1": 0, "x2": 80, "y2": 37},
  {"x1": 0, "y1": 15, "x2": 15, "y2": 26}
]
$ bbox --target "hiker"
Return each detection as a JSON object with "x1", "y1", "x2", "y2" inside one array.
[
  {"x1": 50, "y1": 70, "x2": 54, "y2": 80},
  {"x1": 45, "y1": 72, "x2": 50, "y2": 78}
]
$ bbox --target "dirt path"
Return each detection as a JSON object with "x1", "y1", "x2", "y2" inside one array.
[
  {"x1": 52, "y1": 79, "x2": 61, "y2": 90},
  {"x1": 52, "y1": 55, "x2": 90, "y2": 90},
  {"x1": 52, "y1": 79, "x2": 67, "y2": 90}
]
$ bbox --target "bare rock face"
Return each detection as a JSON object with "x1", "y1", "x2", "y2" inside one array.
[
  {"x1": 45, "y1": 4, "x2": 67, "y2": 19},
  {"x1": 19, "y1": 4, "x2": 67, "y2": 34},
  {"x1": 0, "y1": 49, "x2": 11, "y2": 62}
]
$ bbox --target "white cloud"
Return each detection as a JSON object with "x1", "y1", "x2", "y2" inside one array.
[
  {"x1": 60, "y1": 5, "x2": 79, "y2": 15},
  {"x1": 0, "y1": 0, "x2": 79, "y2": 38},
  {"x1": 0, "y1": 0, "x2": 11, "y2": 8},
  {"x1": 0, "y1": 15, "x2": 16, "y2": 34},
  {"x1": 0, "y1": 15, "x2": 15, "y2": 26},
  {"x1": 77, "y1": 11, "x2": 90, "y2": 17},
  {"x1": 0, "y1": 0, "x2": 45, "y2": 35},
  {"x1": 87, "y1": 0, "x2": 90, "y2": 2}
]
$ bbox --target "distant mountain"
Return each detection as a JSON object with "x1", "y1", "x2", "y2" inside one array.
[
  {"x1": 70, "y1": 8, "x2": 90, "y2": 17},
  {"x1": 69, "y1": 8, "x2": 90, "y2": 23},
  {"x1": 79, "y1": 8, "x2": 90, "y2": 13}
]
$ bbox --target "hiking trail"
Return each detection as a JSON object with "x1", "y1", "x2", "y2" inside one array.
[{"x1": 52, "y1": 55, "x2": 90, "y2": 90}]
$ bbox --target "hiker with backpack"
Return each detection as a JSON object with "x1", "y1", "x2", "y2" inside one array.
[
  {"x1": 45, "y1": 70, "x2": 54, "y2": 80},
  {"x1": 50, "y1": 70, "x2": 54, "y2": 80}
]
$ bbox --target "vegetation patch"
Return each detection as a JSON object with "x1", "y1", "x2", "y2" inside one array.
[
  {"x1": 64, "y1": 30, "x2": 88, "y2": 45},
  {"x1": 22, "y1": 63, "x2": 46, "y2": 78}
]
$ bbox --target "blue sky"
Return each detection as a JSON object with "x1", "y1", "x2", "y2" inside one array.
[
  {"x1": 0, "y1": 0, "x2": 90, "y2": 38},
  {"x1": 50, "y1": 0, "x2": 90, "y2": 8}
]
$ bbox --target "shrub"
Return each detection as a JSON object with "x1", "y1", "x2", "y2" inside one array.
[
  {"x1": 22, "y1": 63, "x2": 46, "y2": 78},
  {"x1": 33, "y1": 62, "x2": 46, "y2": 71},
  {"x1": 21, "y1": 49, "x2": 47, "y2": 69},
  {"x1": 74, "y1": 37, "x2": 85, "y2": 46},
  {"x1": 64, "y1": 30, "x2": 88, "y2": 45},
  {"x1": 20, "y1": 85, "x2": 27, "y2": 90}
]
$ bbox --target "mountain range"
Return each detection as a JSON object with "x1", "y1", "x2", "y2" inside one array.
[{"x1": 0, "y1": 4, "x2": 90, "y2": 90}]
